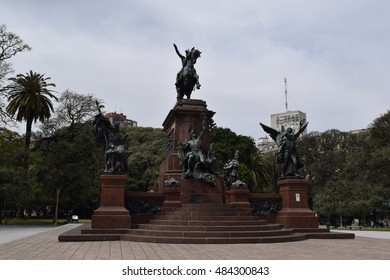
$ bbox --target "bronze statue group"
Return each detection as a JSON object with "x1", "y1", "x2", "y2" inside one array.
[{"x1": 91, "y1": 43, "x2": 308, "y2": 185}]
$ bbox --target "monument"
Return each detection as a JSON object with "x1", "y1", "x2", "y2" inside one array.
[
  {"x1": 59, "y1": 44, "x2": 354, "y2": 243},
  {"x1": 155, "y1": 44, "x2": 225, "y2": 205},
  {"x1": 173, "y1": 43, "x2": 201, "y2": 100},
  {"x1": 156, "y1": 100, "x2": 225, "y2": 204},
  {"x1": 260, "y1": 120, "x2": 319, "y2": 228},
  {"x1": 90, "y1": 102, "x2": 131, "y2": 229}
]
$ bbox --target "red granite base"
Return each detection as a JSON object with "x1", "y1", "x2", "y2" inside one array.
[
  {"x1": 277, "y1": 209, "x2": 319, "y2": 228},
  {"x1": 159, "y1": 173, "x2": 225, "y2": 204},
  {"x1": 225, "y1": 188, "x2": 251, "y2": 214},
  {"x1": 91, "y1": 174, "x2": 131, "y2": 229},
  {"x1": 91, "y1": 206, "x2": 131, "y2": 229},
  {"x1": 163, "y1": 187, "x2": 182, "y2": 208},
  {"x1": 277, "y1": 178, "x2": 319, "y2": 228}
]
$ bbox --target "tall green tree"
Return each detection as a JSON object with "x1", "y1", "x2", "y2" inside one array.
[
  {"x1": 301, "y1": 111, "x2": 390, "y2": 223},
  {"x1": 34, "y1": 123, "x2": 101, "y2": 223},
  {"x1": 313, "y1": 179, "x2": 384, "y2": 226},
  {"x1": 126, "y1": 127, "x2": 167, "y2": 191},
  {"x1": 367, "y1": 110, "x2": 390, "y2": 193},
  {"x1": 34, "y1": 90, "x2": 101, "y2": 223},
  {"x1": 6, "y1": 70, "x2": 57, "y2": 150},
  {"x1": 0, "y1": 128, "x2": 25, "y2": 211},
  {"x1": 299, "y1": 129, "x2": 351, "y2": 189},
  {"x1": 260, "y1": 150, "x2": 282, "y2": 192}
]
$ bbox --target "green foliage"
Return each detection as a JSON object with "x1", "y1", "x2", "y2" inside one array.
[
  {"x1": 210, "y1": 127, "x2": 269, "y2": 192},
  {"x1": 304, "y1": 110, "x2": 390, "y2": 221},
  {"x1": 6, "y1": 70, "x2": 57, "y2": 149},
  {"x1": 126, "y1": 127, "x2": 167, "y2": 191},
  {"x1": 210, "y1": 127, "x2": 256, "y2": 168},
  {"x1": 260, "y1": 150, "x2": 281, "y2": 192},
  {"x1": 299, "y1": 129, "x2": 351, "y2": 189},
  {"x1": 30, "y1": 90, "x2": 103, "y2": 218},
  {"x1": 313, "y1": 179, "x2": 384, "y2": 218},
  {"x1": 33, "y1": 122, "x2": 102, "y2": 216},
  {"x1": 369, "y1": 110, "x2": 390, "y2": 148},
  {"x1": 0, "y1": 128, "x2": 25, "y2": 209}
]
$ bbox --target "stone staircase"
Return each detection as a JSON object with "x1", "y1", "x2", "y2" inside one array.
[
  {"x1": 59, "y1": 202, "x2": 355, "y2": 242},
  {"x1": 120, "y1": 203, "x2": 308, "y2": 243}
]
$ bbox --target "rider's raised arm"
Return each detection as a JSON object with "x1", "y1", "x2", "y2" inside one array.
[{"x1": 173, "y1": 43, "x2": 185, "y2": 59}]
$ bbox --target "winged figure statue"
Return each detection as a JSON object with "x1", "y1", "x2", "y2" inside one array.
[{"x1": 260, "y1": 120, "x2": 308, "y2": 177}]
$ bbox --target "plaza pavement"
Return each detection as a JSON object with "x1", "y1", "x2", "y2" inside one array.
[{"x1": 0, "y1": 223, "x2": 390, "y2": 260}]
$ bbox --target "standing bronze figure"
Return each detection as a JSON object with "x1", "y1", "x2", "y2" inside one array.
[{"x1": 92, "y1": 101, "x2": 130, "y2": 174}]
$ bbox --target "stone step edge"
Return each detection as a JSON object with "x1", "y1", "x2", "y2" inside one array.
[
  {"x1": 134, "y1": 224, "x2": 282, "y2": 231},
  {"x1": 120, "y1": 233, "x2": 309, "y2": 244},
  {"x1": 127, "y1": 228, "x2": 294, "y2": 237}
]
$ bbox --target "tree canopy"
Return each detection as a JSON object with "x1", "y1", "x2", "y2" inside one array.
[
  {"x1": 0, "y1": 24, "x2": 31, "y2": 125},
  {"x1": 299, "y1": 110, "x2": 390, "y2": 224},
  {"x1": 6, "y1": 70, "x2": 57, "y2": 150}
]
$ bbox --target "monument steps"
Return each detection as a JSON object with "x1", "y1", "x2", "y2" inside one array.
[
  {"x1": 135, "y1": 223, "x2": 281, "y2": 231},
  {"x1": 153, "y1": 215, "x2": 262, "y2": 221},
  {"x1": 162, "y1": 210, "x2": 253, "y2": 217},
  {"x1": 120, "y1": 233, "x2": 309, "y2": 244},
  {"x1": 126, "y1": 228, "x2": 293, "y2": 238},
  {"x1": 59, "y1": 202, "x2": 355, "y2": 243},
  {"x1": 148, "y1": 219, "x2": 267, "y2": 226},
  {"x1": 120, "y1": 203, "x2": 308, "y2": 243}
]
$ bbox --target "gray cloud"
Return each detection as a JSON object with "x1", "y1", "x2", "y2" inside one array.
[{"x1": 1, "y1": 0, "x2": 389, "y2": 139}]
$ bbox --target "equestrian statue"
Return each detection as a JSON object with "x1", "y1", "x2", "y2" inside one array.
[{"x1": 173, "y1": 43, "x2": 201, "y2": 100}]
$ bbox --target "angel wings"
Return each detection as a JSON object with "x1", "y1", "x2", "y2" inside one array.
[
  {"x1": 260, "y1": 120, "x2": 308, "y2": 177},
  {"x1": 259, "y1": 120, "x2": 308, "y2": 147}
]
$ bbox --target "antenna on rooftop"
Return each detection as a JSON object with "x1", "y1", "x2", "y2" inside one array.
[{"x1": 284, "y1": 77, "x2": 288, "y2": 112}]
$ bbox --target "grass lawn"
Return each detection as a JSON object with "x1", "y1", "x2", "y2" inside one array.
[
  {"x1": 333, "y1": 227, "x2": 390, "y2": 232},
  {"x1": 3, "y1": 218, "x2": 91, "y2": 225}
]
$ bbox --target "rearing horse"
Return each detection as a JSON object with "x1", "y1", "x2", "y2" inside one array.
[{"x1": 174, "y1": 43, "x2": 201, "y2": 100}]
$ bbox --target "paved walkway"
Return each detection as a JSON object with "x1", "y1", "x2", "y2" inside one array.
[
  {"x1": 0, "y1": 225, "x2": 59, "y2": 245},
  {"x1": 0, "y1": 224, "x2": 390, "y2": 259}
]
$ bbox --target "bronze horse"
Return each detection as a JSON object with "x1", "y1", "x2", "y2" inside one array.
[{"x1": 174, "y1": 44, "x2": 201, "y2": 100}]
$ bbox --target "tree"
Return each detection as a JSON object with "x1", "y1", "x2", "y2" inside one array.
[
  {"x1": 367, "y1": 110, "x2": 390, "y2": 193},
  {"x1": 126, "y1": 127, "x2": 167, "y2": 191},
  {"x1": 210, "y1": 127, "x2": 269, "y2": 192},
  {"x1": 34, "y1": 123, "x2": 101, "y2": 223},
  {"x1": 43, "y1": 89, "x2": 99, "y2": 132},
  {"x1": 33, "y1": 91, "x2": 102, "y2": 223},
  {"x1": 260, "y1": 150, "x2": 282, "y2": 192},
  {"x1": 0, "y1": 24, "x2": 31, "y2": 125},
  {"x1": 300, "y1": 130, "x2": 351, "y2": 188},
  {"x1": 369, "y1": 110, "x2": 390, "y2": 148},
  {"x1": 0, "y1": 128, "x2": 25, "y2": 212},
  {"x1": 313, "y1": 179, "x2": 384, "y2": 226},
  {"x1": 6, "y1": 70, "x2": 57, "y2": 150},
  {"x1": 301, "y1": 111, "x2": 390, "y2": 224}
]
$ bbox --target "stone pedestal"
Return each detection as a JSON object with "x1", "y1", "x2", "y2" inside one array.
[
  {"x1": 163, "y1": 187, "x2": 182, "y2": 209},
  {"x1": 225, "y1": 188, "x2": 251, "y2": 214},
  {"x1": 276, "y1": 178, "x2": 319, "y2": 228},
  {"x1": 91, "y1": 174, "x2": 131, "y2": 229},
  {"x1": 157, "y1": 99, "x2": 225, "y2": 204}
]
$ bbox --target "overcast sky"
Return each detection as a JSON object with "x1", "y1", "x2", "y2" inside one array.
[{"x1": 1, "y1": 0, "x2": 389, "y2": 140}]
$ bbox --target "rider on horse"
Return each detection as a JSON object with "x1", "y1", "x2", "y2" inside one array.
[{"x1": 174, "y1": 43, "x2": 201, "y2": 100}]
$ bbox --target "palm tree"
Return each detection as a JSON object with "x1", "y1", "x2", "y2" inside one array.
[{"x1": 6, "y1": 70, "x2": 57, "y2": 150}]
